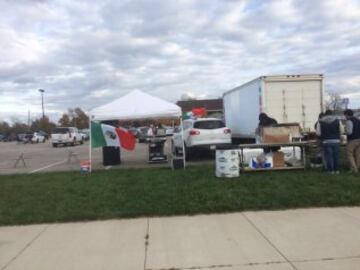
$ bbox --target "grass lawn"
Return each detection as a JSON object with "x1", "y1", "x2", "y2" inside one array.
[{"x1": 1, "y1": 166, "x2": 360, "y2": 226}]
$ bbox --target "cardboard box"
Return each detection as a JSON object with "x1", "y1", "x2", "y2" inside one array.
[
  {"x1": 273, "y1": 152, "x2": 285, "y2": 167},
  {"x1": 262, "y1": 134, "x2": 290, "y2": 144},
  {"x1": 261, "y1": 124, "x2": 301, "y2": 143},
  {"x1": 276, "y1": 123, "x2": 302, "y2": 137}
]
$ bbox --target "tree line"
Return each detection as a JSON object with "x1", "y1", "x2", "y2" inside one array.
[{"x1": 0, "y1": 107, "x2": 89, "y2": 136}]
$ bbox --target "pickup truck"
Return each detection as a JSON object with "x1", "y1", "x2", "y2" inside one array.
[{"x1": 51, "y1": 127, "x2": 83, "y2": 147}]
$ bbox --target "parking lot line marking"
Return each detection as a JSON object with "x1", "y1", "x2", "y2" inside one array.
[{"x1": 29, "y1": 159, "x2": 68, "y2": 174}]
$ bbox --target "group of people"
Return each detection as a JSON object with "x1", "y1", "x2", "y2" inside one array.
[
  {"x1": 146, "y1": 124, "x2": 166, "y2": 137},
  {"x1": 316, "y1": 109, "x2": 360, "y2": 174},
  {"x1": 256, "y1": 110, "x2": 360, "y2": 174}
]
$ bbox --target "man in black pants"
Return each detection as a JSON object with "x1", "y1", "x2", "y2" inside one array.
[
  {"x1": 344, "y1": 109, "x2": 360, "y2": 173},
  {"x1": 316, "y1": 110, "x2": 343, "y2": 174}
]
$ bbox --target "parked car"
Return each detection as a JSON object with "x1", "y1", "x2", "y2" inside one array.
[
  {"x1": 17, "y1": 133, "x2": 26, "y2": 142},
  {"x1": 38, "y1": 131, "x2": 49, "y2": 140},
  {"x1": 164, "y1": 126, "x2": 174, "y2": 136},
  {"x1": 22, "y1": 133, "x2": 34, "y2": 144},
  {"x1": 171, "y1": 118, "x2": 231, "y2": 158},
  {"x1": 51, "y1": 127, "x2": 83, "y2": 147},
  {"x1": 137, "y1": 127, "x2": 151, "y2": 143},
  {"x1": 129, "y1": 127, "x2": 139, "y2": 138},
  {"x1": 0, "y1": 133, "x2": 15, "y2": 142},
  {"x1": 79, "y1": 129, "x2": 90, "y2": 141},
  {"x1": 31, "y1": 132, "x2": 46, "y2": 143}
]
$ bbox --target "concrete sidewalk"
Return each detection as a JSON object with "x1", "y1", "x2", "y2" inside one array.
[{"x1": 1, "y1": 207, "x2": 360, "y2": 270}]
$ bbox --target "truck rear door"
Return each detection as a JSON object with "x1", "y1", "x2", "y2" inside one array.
[{"x1": 265, "y1": 80, "x2": 322, "y2": 131}]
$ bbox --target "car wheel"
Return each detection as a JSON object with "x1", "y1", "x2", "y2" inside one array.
[
  {"x1": 43, "y1": 138, "x2": 46, "y2": 143},
  {"x1": 52, "y1": 143, "x2": 58, "y2": 148},
  {"x1": 37, "y1": 139, "x2": 39, "y2": 143},
  {"x1": 80, "y1": 139, "x2": 84, "y2": 144},
  {"x1": 71, "y1": 139, "x2": 76, "y2": 146}
]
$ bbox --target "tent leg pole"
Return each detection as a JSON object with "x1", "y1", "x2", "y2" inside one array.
[
  {"x1": 89, "y1": 116, "x2": 92, "y2": 173},
  {"x1": 180, "y1": 117, "x2": 186, "y2": 169}
]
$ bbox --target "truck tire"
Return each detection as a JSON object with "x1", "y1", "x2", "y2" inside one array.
[{"x1": 52, "y1": 143, "x2": 58, "y2": 148}]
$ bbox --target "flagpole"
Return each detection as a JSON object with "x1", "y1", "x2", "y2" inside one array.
[
  {"x1": 89, "y1": 115, "x2": 92, "y2": 173},
  {"x1": 180, "y1": 117, "x2": 186, "y2": 169}
]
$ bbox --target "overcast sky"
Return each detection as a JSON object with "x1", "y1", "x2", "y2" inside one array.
[{"x1": 1, "y1": 0, "x2": 360, "y2": 122}]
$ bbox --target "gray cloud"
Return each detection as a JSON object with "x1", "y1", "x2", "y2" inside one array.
[{"x1": 1, "y1": 0, "x2": 360, "y2": 123}]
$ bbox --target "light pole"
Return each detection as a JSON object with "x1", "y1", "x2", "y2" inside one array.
[{"x1": 38, "y1": 89, "x2": 45, "y2": 120}]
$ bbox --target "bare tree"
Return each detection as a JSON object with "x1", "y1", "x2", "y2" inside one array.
[
  {"x1": 326, "y1": 92, "x2": 344, "y2": 111},
  {"x1": 58, "y1": 113, "x2": 71, "y2": 127},
  {"x1": 58, "y1": 107, "x2": 89, "y2": 129},
  {"x1": 31, "y1": 116, "x2": 56, "y2": 134}
]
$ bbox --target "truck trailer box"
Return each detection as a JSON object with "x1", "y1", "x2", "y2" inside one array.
[{"x1": 223, "y1": 74, "x2": 324, "y2": 139}]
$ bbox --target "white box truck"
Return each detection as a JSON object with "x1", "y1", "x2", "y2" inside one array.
[{"x1": 223, "y1": 74, "x2": 324, "y2": 141}]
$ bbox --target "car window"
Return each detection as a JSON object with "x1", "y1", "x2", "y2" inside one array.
[
  {"x1": 53, "y1": 128, "x2": 69, "y2": 134},
  {"x1": 194, "y1": 120, "x2": 225, "y2": 129},
  {"x1": 140, "y1": 127, "x2": 149, "y2": 134}
]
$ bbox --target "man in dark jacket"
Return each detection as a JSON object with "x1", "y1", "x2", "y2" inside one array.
[
  {"x1": 315, "y1": 112, "x2": 326, "y2": 169},
  {"x1": 344, "y1": 109, "x2": 360, "y2": 173},
  {"x1": 257, "y1": 113, "x2": 279, "y2": 153},
  {"x1": 258, "y1": 113, "x2": 278, "y2": 128},
  {"x1": 316, "y1": 110, "x2": 343, "y2": 174}
]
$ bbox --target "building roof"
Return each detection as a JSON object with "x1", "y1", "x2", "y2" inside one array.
[{"x1": 176, "y1": 99, "x2": 223, "y2": 112}]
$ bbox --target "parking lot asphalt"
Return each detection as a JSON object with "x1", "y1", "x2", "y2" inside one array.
[{"x1": 0, "y1": 140, "x2": 213, "y2": 174}]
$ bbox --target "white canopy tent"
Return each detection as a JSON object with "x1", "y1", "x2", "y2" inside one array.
[
  {"x1": 89, "y1": 90, "x2": 185, "y2": 171},
  {"x1": 91, "y1": 90, "x2": 182, "y2": 121}
]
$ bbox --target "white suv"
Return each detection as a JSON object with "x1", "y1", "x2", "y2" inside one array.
[
  {"x1": 51, "y1": 127, "x2": 83, "y2": 147},
  {"x1": 172, "y1": 118, "x2": 231, "y2": 158},
  {"x1": 31, "y1": 132, "x2": 46, "y2": 143}
]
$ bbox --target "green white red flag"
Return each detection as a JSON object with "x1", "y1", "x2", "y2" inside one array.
[{"x1": 91, "y1": 121, "x2": 136, "y2": 150}]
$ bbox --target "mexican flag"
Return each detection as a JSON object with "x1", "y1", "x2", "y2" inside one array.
[{"x1": 91, "y1": 121, "x2": 136, "y2": 150}]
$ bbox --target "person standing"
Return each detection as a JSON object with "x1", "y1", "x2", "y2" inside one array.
[
  {"x1": 258, "y1": 113, "x2": 278, "y2": 128},
  {"x1": 256, "y1": 113, "x2": 279, "y2": 153},
  {"x1": 315, "y1": 112, "x2": 326, "y2": 169},
  {"x1": 316, "y1": 110, "x2": 343, "y2": 174},
  {"x1": 344, "y1": 109, "x2": 360, "y2": 173},
  {"x1": 147, "y1": 124, "x2": 155, "y2": 137}
]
